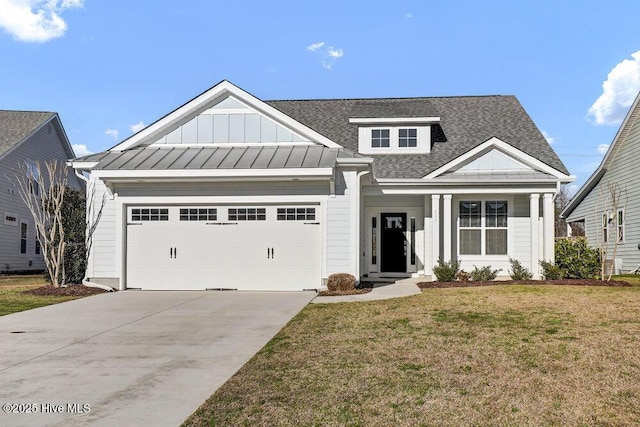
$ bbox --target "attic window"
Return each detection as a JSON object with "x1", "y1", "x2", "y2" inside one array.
[
  {"x1": 371, "y1": 129, "x2": 390, "y2": 148},
  {"x1": 399, "y1": 128, "x2": 417, "y2": 148}
]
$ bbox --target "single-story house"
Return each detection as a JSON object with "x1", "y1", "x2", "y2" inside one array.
[
  {"x1": 70, "y1": 80, "x2": 574, "y2": 291},
  {"x1": 562, "y1": 92, "x2": 640, "y2": 273},
  {"x1": 0, "y1": 111, "x2": 82, "y2": 273}
]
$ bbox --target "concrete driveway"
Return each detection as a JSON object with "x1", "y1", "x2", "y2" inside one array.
[{"x1": 0, "y1": 290, "x2": 315, "y2": 427}]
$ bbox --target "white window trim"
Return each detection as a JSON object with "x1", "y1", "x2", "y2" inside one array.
[
  {"x1": 4, "y1": 212, "x2": 18, "y2": 226},
  {"x1": 456, "y1": 198, "x2": 512, "y2": 258},
  {"x1": 617, "y1": 208, "x2": 625, "y2": 243},
  {"x1": 370, "y1": 128, "x2": 391, "y2": 149},
  {"x1": 398, "y1": 128, "x2": 418, "y2": 149},
  {"x1": 603, "y1": 208, "x2": 624, "y2": 244},
  {"x1": 20, "y1": 221, "x2": 28, "y2": 255}
]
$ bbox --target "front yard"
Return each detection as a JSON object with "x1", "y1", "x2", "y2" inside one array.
[
  {"x1": 185, "y1": 281, "x2": 640, "y2": 426},
  {"x1": 0, "y1": 275, "x2": 94, "y2": 316}
]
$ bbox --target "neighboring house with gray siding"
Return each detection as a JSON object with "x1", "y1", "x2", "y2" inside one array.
[
  {"x1": 0, "y1": 111, "x2": 81, "y2": 273},
  {"x1": 562, "y1": 93, "x2": 640, "y2": 273},
  {"x1": 71, "y1": 80, "x2": 573, "y2": 291}
]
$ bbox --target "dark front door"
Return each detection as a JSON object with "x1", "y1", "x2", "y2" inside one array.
[{"x1": 381, "y1": 213, "x2": 407, "y2": 273}]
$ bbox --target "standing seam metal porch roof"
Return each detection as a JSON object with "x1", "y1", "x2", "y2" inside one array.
[{"x1": 76, "y1": 145, "x2": 356, "y2": 170}]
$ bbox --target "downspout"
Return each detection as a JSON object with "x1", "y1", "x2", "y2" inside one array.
[
  {"x1": 74, "y1": 169, "x2": 114, "y2": 292},
  {"x1": 354, "y1": 170, "x2": 371, "y2": 279}
]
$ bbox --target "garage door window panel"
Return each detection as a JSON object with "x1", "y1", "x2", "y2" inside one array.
[
  {"x1": 228, "y1": 208, "x2": 266, "y2": 221},
  {"x1": 131, "y1": 208, "x2": 169, "y2": 221},
  {"x1": 179, "y1": 208, "x2": 217, "y2": 221},
  {"x1": 277, "y1": 207, "x2": 316, "y2": 221}
]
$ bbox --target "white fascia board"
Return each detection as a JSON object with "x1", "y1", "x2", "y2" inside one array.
[
  {"x1": 363, "y1": 186, "x2": 558, "y2": 196},
  {"x1": 92, "y1": 167, "x2": 334, "y2": 180},
  {"x1": 423, "y1": 137, "x2": 573, "y2": 180},
  {"x1": 348, "y1": 117, "x2": 440, "y2": 124},
  {"x1": 335, "y1": 157, "x2": 374, "y2": 165},
  {"x1": 376, "y1": 175, "x2": 573, "y2": 185},
  {"x1": 68, "y1": 161, "x2": 100, "y2": 170},
  {"x1": 112, "y1": 80, "x2": 342, "y2": 151}
]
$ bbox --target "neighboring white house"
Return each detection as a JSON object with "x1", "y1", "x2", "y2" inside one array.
[
  {"x1": 71, "y1": 80, "x2": 574, "y2": 291},
  {"x1": 562, "y1": 92, "x2": 640, "y2": 273},
  {"x1": 0, "y1": 111, "x2": 82, "y2": 272}
]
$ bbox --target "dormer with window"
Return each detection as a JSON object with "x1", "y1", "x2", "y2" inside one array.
[{"x1": 349, "y1": 117, "x2": 440, "y2": 155}]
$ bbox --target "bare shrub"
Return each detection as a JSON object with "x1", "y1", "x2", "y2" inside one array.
[{"x1": 327, "y1": 273, "x2": 356, "y2": 291}]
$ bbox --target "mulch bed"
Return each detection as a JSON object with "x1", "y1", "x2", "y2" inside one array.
[
  {"x1": 418, "y1": 279, "x2": 632, "y2": 289},
  {"x1": 22, "y1": 285, "x2": 111, "y2": 296},
  {"x1": 317, "y1": 288, "x2": 373, "y2": 296}
]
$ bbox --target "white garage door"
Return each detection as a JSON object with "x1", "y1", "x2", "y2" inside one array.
[{"x1": 126, "y1": 205, "x2": 322, "y2": 291}]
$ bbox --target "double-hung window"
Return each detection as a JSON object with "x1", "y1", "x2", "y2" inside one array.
[
  {"x1": 602, "y1": 209, "x2": 624, "y2": 243},
  {"x1": 459, "y1": 200, "x2": 508, "y2": 255}
]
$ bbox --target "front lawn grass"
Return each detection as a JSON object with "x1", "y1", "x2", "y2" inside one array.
[
  {"x1": 0, "y1": 275, "x2": 83, "y2": 316},
  {"x1": 185, "y1": 283, "x2": 640, "y2": 426}
]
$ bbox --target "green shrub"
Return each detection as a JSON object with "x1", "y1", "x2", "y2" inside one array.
[
  {"x1": 327, "y1": 273, "x2": 356, "y2": 291},
  {"x1": 470, "y1": 265, "x2": 500, "y2": 281},
  {"x1": 508, "y1": 258, "x2": 532, "y2": 281},
  {"x1": 540, "y1": 260, "x2": 563, "y2": 280},
  {"x1": 433, "y1": 258, "x2": 461, "y2": 282},
  {"x1": 554, "y1": 237, "x2": 600, "y2": 279}
]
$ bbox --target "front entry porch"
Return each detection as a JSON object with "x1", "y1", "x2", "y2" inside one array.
[{"x1": 361, "y1": 191, "x2": 556, "y2": 281}]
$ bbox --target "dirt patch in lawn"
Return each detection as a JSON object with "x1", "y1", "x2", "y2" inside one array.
[
  {"x1": 22, "y1": 285, "x2": 110, "y2": 297},
  {"x1": 418, "y1": 279, "x2": 631, "y2": 289}
]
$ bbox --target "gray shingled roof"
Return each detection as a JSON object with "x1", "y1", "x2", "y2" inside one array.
[
  {"x1": 266, "y1": 96, "x2": 569, "y2": 179},
  {"x1": 0, "y1": 110, "x2": 55, "y2": 158},
  {"x1": 77, "y1": 145, "x2": 354, "y2": 170}
]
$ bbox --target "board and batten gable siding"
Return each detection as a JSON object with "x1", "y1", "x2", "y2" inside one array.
[
  {"x1": 566, "y1": 115, "x2": 640, "y2": 271},
  {"x1": 0, "y1": 119, "x2": 81, "y2": 272},
  {"x1": 326, "y1": 169, "x2": 355, "y2": 276}
]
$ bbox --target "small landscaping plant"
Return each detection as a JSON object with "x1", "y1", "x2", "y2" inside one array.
[
  {"x1": 433, "y1": 258, "x2": 461, "y2": 282},
  {"x1": 540, "y1": 260, "x2": 563, "y2": 280},
  {"x1": 470, "y1": 265, "x2": 500, "y2": 281},
  {"x1": 456, "y1": 270, "x2": 470, "y2": 282},
  {"x1": 326, "y1": 273, "x2": 356, "y2": 291},
  {"x1": 508, "y1": 258, "x2": 532, "y2": 280}
]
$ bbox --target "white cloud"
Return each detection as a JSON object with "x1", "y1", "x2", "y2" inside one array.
[
  {"x1": 404, "y1": 13, "x2": 414, "y2": 19},
  {"x1": 327, "y1": 47, "x2": 343, "y2": 58},
  {"x1": 588, "y1": 50, "x2": 640, "y2": 125},
  {"x1": 306, "y1": 41, "x2": 324, "y2": 51},
  {"x1": 130, "y1": 121, "x2": 146, "y2": 133},
  {"x1": 308, "y1": 41, "x2": 345, "y2": 70},
  {"x1": 0, "y1": 0, "x2": 84, "y2": 43},
  {"x1": 597, "y1": 143, "x2": 610, "y2": 154},
  {"x1": 105, "y1": 128, "x2": 119, "y2": 140},
  {"x1": 541, "y1": 130, "x2": 555, "y2": 145},
  {"x1": 71, "y1": 143, "x2": 92, "y2": 157}
]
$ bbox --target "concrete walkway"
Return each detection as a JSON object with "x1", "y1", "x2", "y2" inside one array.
[
  {"x1": 311, "y1": 278, "x2": 423, "y2": 303},
  {"x1": 0, "y1": 290, "x2": 314, "y2": 427}
]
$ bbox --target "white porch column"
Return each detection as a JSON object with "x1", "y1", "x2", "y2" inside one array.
[
  {"x1": 530, "y1": 194, "x2": 540, "y2": 279},
  {"x1": 424, "y1": 196, "x2": 431, "y2": 276},
  {"x1": 566, "y1": 220, "x2": 572, "y2": 237},
  {"x1": 543, "y1": 193, "x2": 555, "y2": 263},
  {"x1": 443, "y1": 194, "x2": 452, "y2": 262},
  {"x1": 431, "y1": 195, "x2": 440, "y2": 271}
]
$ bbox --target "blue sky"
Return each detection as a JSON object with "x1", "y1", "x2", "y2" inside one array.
[{"x1": 2, "y1": 1, "x2": 640, "y2": 192}]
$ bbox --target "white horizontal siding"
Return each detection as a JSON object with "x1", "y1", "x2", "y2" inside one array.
[
  {"x1": 88, "y1": 179, "x2": 117, "y2": 278},
  {"x1": 326, "y1": 170, "x2": 354, "y2": 275}
]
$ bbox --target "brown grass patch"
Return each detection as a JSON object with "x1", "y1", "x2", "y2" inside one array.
[
  {"x1": 184, "y1": 284, "x2": 640, "y2": 426},
  {"x1": 419, "y1": 279, "x2": 632, "y2": 288}
]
